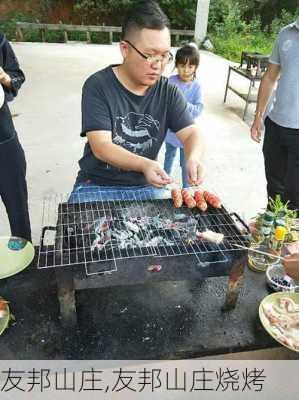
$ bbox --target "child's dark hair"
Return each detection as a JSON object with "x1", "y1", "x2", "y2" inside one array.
[
  {"x1": 175, "y1": 45, "x2": 200, "y2": 78},
  {"x1": 122, "y1": 0, "x2": 170, "y2": 40}
]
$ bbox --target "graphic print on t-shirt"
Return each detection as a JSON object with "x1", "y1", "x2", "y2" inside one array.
[{"x1": 113, "y1": 112, "x2": 159, "y2": 155}]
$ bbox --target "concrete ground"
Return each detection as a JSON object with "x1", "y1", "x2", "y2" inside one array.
[{"x1": 0, "y1": 41, "x2": 267, "y2": 243}]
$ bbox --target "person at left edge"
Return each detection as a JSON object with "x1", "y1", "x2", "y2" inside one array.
[{"x1": 0, "y1": 32, "x2": 31, "y2": 241}]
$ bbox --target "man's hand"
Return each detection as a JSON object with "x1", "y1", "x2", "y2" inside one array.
[
  {"x1": 282, "y1": 253, "x2": 299, "y2": 282},
  {"x1": 0, "y1": 67, "x2": 11, "y2": 88},
  {"x1": 141, "y1": 159, "x2": 173, "y2": 187},
  {"x1": 250, "y1": 115, "x2": 264, "y2": 143},
  {"x1": 186, "y1": 158, "x2": 205, "y2": 186}
]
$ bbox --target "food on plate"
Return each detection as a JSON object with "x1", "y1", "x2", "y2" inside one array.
[
  {"x1": 0, "y1": 298, "x2": 8, "y2": 319},
  {"x1": 181, "y1": 189, "x2": 196, "y2": 209},
  {"x1": 203, "y1": 190, "x2": 222, "y2": 209},
  {"x1": 196, "y1": 230, "x2": 224, "y2": 244},
  {"x1": 262, "y1": 296, "x2": 299, "y2": 351},
  {"x1": 171, "y1": 188, "x2": 183, "y2": 208},
  {"x1": 279, "y1": 297, "x2": 299, "y2": 313},
  {"x1": 194, "y1": 191, "x2": 208, "y2": 211}
]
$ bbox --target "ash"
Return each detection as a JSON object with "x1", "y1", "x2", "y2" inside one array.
[{"x1": 91, "y1": 210, "x2": 197, "y2": 254}]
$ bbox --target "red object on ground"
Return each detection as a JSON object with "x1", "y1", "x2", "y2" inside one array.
[{"x1": 148, "y1": 265, "x2": 162, "y2": 272}]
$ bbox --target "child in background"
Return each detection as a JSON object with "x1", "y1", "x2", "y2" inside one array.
[{"x1": 164, "y1": 44, "x2": 203, "y2": 188}]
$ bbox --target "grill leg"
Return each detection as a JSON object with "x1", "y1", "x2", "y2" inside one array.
[
  {"x1": 55, "y1": 269, "x2": 77, "y2": 327},
  {"x1": 222, "y1": 254, "x2": 247, "y2": 311}
]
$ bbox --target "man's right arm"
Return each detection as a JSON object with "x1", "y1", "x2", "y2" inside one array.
[
  {"x1": 87, "y1": 131, "x2": 172, "y2": 187},
  {"x1": 250, "y1": 63, "x2": 281, "y2": 143}
]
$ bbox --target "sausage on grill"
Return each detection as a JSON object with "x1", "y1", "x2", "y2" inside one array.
[
  {"x1": 181, "y1": 189, "x2": 196, "y2": 208},
  {"x1": 203, "y1": 190, "x2": 222, "y2": 209},
  {"x1": 171, "y1": 188, "x2": 183, "y2": 208},
  {"x1": 194, "y1": 190, "x2": 208, "y2": 211}
]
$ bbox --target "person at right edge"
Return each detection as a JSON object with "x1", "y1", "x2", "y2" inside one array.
[
  {"x1": 0, "y1": 32, "x2": 31, "y2": 242},
  {"x1": 250, "y1": 18, "x2": 299, "y2": 211}
]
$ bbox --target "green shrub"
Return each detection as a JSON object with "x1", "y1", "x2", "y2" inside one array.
[
  {"x1": 209, "y1": 4, "x2": 298, "y2": 61},
  {"x1": 0, "y1": 12, "x2": 36, "y2": 40}
]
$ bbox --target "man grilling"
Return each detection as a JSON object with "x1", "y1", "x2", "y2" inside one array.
[
  {"x1": 251, "y1": 18, "x2": 299, "y2": 210},
  {"x1": 70, "y1": 0, "x2": 205, "y2": 202}
]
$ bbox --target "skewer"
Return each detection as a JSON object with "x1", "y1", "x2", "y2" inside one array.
[{"x1": 231, "y1": 242, "x2": 284, "y2": 261}]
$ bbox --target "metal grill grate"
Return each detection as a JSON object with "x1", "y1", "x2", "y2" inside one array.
[{"x1": 37, "y1": 189, "x2": 250, "y2": 276}]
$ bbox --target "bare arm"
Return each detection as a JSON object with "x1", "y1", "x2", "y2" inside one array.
[
  {"x1": 87, "y1": 131, "x2": 172, "y2": 187},
  {"x1": 250, "y1": 63, "x2": 280, "y2": 143},
  {"x1": 176, "y1": 124, "x2": 206, "y2": 185}
]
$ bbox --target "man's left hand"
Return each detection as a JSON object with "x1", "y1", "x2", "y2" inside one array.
[{"x1": 186, "y1": 158, "x2": 205, "y2": 186}]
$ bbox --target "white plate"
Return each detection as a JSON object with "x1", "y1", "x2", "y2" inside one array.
[
  {"x1": 0, "y1": 299, "x2": 10, "y2": 335},
  {"x1": 0, "y1": 237, "x2": 35, "y2": 279},
  {"x1": 259, "y1": 292, "x2": 299, "y2": 353},
  {"x1": 0, "y1": 85, "x2": 4, "y2": 109}
]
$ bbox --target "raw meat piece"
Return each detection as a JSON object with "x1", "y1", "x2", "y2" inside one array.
[
  {"x1": 203, "y1": 190, "x2": 222, "y2": 208},
  {"x1": 194, "y1": 191, "x2": 208, "y2": 211},
  {"x1": 196, "y1": 230, "x2": 224, "y2": 244},
  {"x1": 181, "y1": 189, "x2": 196, "y2": 208},
  {"x1": 171, "y1": 189, "x2": 183, "y2": 208}
]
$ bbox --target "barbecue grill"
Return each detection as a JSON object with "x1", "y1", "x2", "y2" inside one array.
[{"x1": 38, "y1": 189, "x2": 250, "y2": 326}]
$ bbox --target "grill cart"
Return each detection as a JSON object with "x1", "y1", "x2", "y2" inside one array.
[{"x1": 38, "y1": 189, "x2": 250, "y2": 327}]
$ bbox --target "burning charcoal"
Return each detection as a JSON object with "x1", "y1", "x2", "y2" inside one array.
[
  {"x1": 111, "y1": 230, "x2": 132, "y2": 240},
  {"x1": 124, "y1": 220, "x2": 139, "y2": 233},
  {"x1": 147, "y1": 236, "x2": 164, "y2": 247},
  {"x1": 163, "y1": 238, "x2": 175, "y2": 246},
  {"x1": 174, "y1": 213, "x2": 187, "y2": 220}
]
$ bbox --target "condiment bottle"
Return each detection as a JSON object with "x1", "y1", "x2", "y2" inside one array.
[{"x1": 271, "y1": 226, "x2": 287, "y2": 252}]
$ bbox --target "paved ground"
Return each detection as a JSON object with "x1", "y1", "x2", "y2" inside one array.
[{"x1": 0, "y1": 42, "x2": 267, "y2": 243}]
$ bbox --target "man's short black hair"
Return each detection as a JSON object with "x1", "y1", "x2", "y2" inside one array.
[{"x1": 122, "y1": 0, "x2": 170, "y2": 40}]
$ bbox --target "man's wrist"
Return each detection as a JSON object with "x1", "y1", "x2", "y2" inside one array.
[
  {"x1": 136, "y1": 156, "x2": 150, "y2": 174},
  {"x1": 254, "y1": 110, "x2": 264, "y2": 120}
]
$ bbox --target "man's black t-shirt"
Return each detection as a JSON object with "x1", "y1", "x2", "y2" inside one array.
[{"x1": 77, "y1": 65, "x2": 194, "y2": 186}]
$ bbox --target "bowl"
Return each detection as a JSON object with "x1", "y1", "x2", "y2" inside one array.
[
  {"x1": 266, "y1": 263, "x2": 299, "y2": 292},
  {"x1": 248, "y1": 243, "x2": 280, "y2": 272}
]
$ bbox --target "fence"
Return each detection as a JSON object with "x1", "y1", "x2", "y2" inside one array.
[{"x1": 15, "y1": 22, "x2": 195, "y2": 45}]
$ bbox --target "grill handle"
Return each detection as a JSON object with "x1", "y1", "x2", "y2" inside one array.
[
  {"x1": 40, "y1": 226, "x2": 56, "y2": 251},
  {"x1": 230, "y1": 212, "x2": 250, "y2": 234}
]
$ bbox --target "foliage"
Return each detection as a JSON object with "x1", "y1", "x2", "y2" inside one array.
[
  {"x1": 208, "y1": 2, "x2": 298, "y2": 61},
  {"x1": 0, "y1": 12, "x2": 35, "y2": 40},
  {"x1": 268, "y1": 195, "x2": 297, "y2": 220},
  {"x1": 1, "y1": 0, "x2": 298, "y2": 60},
  {"x1": 73, "y1": 0, "x2": 196, "y2": 28}
]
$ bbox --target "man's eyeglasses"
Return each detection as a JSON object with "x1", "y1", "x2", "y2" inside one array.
[{"x1": 124, "y1": 40, "x2": 173, "y2": 65}]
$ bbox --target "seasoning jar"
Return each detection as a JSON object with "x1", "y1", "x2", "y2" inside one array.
[{"x1": 271, "y1": 226, "x2": 287, "y2": 252}]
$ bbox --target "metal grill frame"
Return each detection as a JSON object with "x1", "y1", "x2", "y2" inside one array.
[{"x1": 37, "y1": 189, "x2": 250, "y2": 276}]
